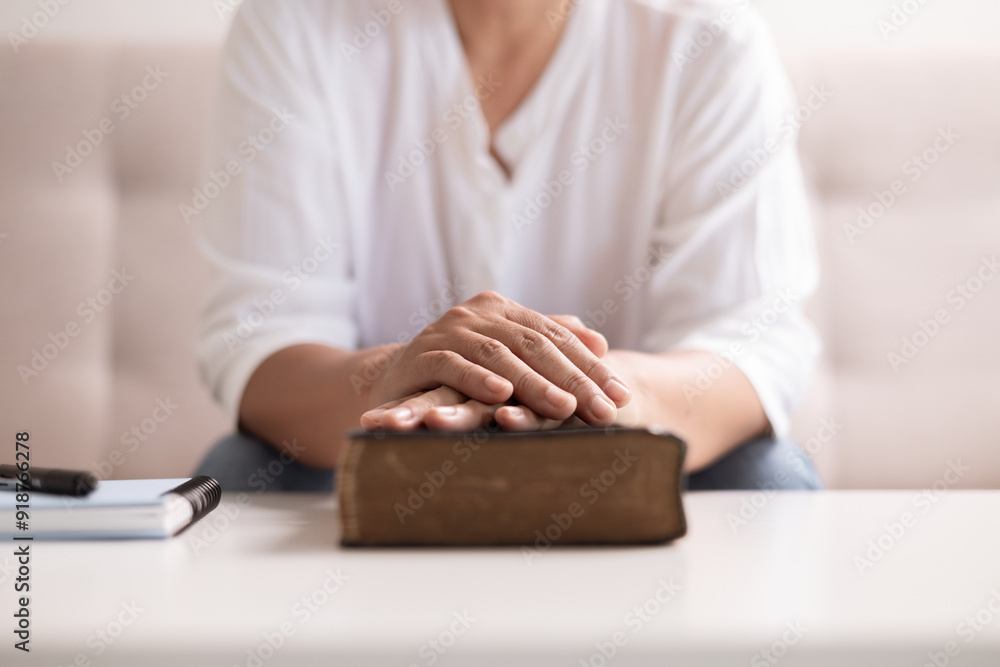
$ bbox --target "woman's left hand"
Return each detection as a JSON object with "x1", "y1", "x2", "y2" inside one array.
[{"x1": 360, "y1": 384, "x2": 580, "y2": 432}]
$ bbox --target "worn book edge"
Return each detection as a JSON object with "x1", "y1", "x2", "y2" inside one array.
[
  {"x1": 338, "y1": 439, "x2": 365, "y2": 543},
  {"x1": 338, "y1": 427, "x2": 686, "y2": 547}
]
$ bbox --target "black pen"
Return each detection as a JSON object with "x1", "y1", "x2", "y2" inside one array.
[{"x1": 0, "y1": 465, "x2": 99, "y2": 497}]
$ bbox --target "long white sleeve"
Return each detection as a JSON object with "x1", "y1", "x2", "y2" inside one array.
[
  {"x1": 641, "y1": 12, "x2": 821, "y2": 436},
  {"x1": 196, "y1": 0, "x2": 357, "y2": 421}
]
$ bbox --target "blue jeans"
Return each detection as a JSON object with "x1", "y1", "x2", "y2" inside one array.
[{"x1": 194, "y1": 432, "x2": 823, "y2": 492}]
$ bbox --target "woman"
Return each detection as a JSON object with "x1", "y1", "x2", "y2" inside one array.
[{"x1": 195, "y1": 0, "x2": 822, "y2": 491}]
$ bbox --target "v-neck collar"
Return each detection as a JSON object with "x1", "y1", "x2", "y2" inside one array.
[{"x1": 415, "y1": 0, "x2": 610, "y2": 186}]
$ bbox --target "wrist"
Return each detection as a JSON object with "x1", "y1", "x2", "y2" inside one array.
[{"x1": 357, "y1": 342, "x2": 406, "y2": 408}]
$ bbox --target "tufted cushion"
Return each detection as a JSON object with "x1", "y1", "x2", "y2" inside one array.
[
  {"x1": 0, "y1": 43, "x2": 229, "y2": 478},
  {"x1": 1, "y1": 38, "x2": 997, "y2": 487}
]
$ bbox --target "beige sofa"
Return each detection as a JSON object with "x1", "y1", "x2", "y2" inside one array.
[{"x1": 1, "y1": 28, "x2": 998, "y2": 488}]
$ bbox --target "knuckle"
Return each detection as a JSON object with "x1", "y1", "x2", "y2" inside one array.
[
  {"x1": 545, "y1": 323, "x2": 574, "y2": 348},
  {"x1": 443, "y1": 305, "x2": 473, "y2": 322},
  {"x1": 476, "y1": 290, "x2": 509, "y2": 313},
  {"x1": 474, "y1": 337, "x2": 508, "y2": 363},
  {"x1": 407, "y1": 395, "x2": 433, "y2": 411},
  {"x1": 516, "y1": 330, "x2": 549, "y2": 360},
  {"x1": 561, "y1": 370, "x2": 593, "y2": 396},
  {"x1": 470, "y1": 291, "x2": 499, "y2": 307},
  {"x1": 480, "y1": 290, "x2": 503, "y2": 302},
  {"x1": 453, "y1": 362, "x2": 480, "y2": 390},
  {"x1": 423, "y1": 385, "x2": 452, "y2": 404},
  {"x1": 579, "y1": 355, "x2": 605, "y2": 379},
  {"x1": 516, "y1": 370, "x2": 546, "y2": 398}
]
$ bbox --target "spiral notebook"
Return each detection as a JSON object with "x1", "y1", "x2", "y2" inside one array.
[{"x1": 0, "y1": 476, "x2": 221, "y2": 539}]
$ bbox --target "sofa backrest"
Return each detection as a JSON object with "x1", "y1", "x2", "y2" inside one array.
[
  {"x1": 1, "y1": 38, "x2": 998, "y2": 487},
  {"x1": 785, "y1": 48, "x2": 1000, "y2": 488},
  {"x1": 0, "y1": 43, "x2": 229, "y2": 479}
]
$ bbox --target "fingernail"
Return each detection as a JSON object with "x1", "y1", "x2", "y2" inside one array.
[
  {"x1": 433, "y1": 406, "x2": 458, "y2": 417},
  {"x1": 603, "y1": 377, "x2": 630, "y2": 403},
  {"x1": 591, "y1": 395, "x2": 616, "y2": 421},
  {"x1": 485, "y1": 375, "x2": 509, "y2": 394},
  {"x1": 362, "y1": 408, "x2": 384, "y2": 421},
  {"x1": 505, "y1": 406, "x2": 525, "y2": 419},
  {"x1": 388, "y1": 406, "x2": 414, "y2": 422},
  {"x1": 546, "y1": 385, "x2": 572, "y2": 407}
]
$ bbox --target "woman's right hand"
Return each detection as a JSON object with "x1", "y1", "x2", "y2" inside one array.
[{"x1": 367, "y1": 292, "x2": 630, "y2": 428}]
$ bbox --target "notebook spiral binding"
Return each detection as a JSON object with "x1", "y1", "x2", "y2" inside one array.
[{"x1": 167, "y1": 476, "x2": 222, "y2": 523}]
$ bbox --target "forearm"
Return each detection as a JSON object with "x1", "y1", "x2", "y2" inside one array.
[
  {"x1": 238, "y1": 343, "x2": 401, "y2": 468},
  {"x1": 236, "y1": 294, "x2": 629, "y2": 467},
  {"x1": 604, "y1": 349, "x2": 769, "y2": 472}
]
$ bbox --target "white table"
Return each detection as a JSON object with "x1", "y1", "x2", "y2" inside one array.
[{"x1": 3, "y1": 491, "x2": 1000, "y2": 666}]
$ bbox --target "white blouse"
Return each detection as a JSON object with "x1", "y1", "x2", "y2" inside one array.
[{"x1": 196, "y1": 0, "x2": 820, "y2": 436}]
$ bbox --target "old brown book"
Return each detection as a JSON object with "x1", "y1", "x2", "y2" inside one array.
[{"x1": 338, "y1": 426, "x2": 687, "y2": 547}]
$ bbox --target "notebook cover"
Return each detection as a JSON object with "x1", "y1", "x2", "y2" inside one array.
[{"x1": 0, "y1": 477, "x2": 221, "y2": 539}]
